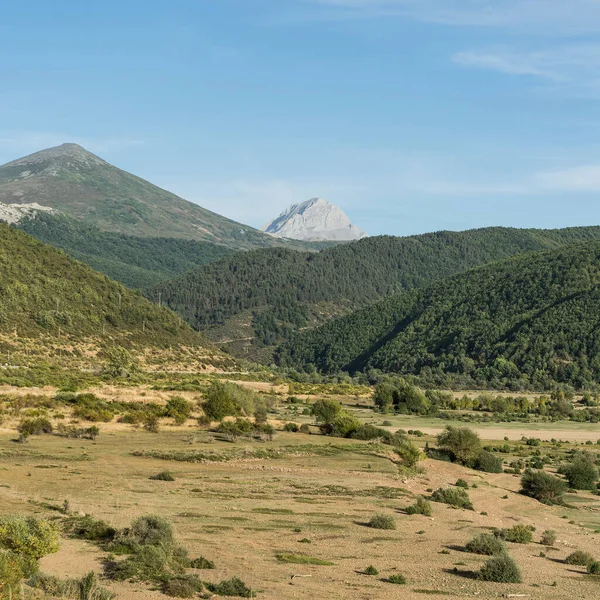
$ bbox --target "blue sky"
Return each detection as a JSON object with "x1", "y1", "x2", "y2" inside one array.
[{"x1": 2, "y1": 0, "x2": 600, "y2": 236}]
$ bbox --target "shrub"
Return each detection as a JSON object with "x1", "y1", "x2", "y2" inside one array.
[
  {"x1": 395, "y1": 440, "x2": 422, "y2": 468},
  {"x1": 102, "y1": 347, "x2": 138, "y2": 379},
  {"x1": 0, "y1": 516, "x2": 60, "y2": 560},
  {"x1": 162, "y1": 575, "x2": 204, "y2": 598},
  {"x1": 348, "y1": 424, "x2": 391, "y2": 441},
  {"x1": 206, "y1": 577, "x2": 253, "y2": 597},
  {"x1": 203, "y1": 382, "x2": 258, "y2": 421},
  {"x1": 165, "y1": 397, "x2": 192, "y2": 425},
  {"x1": 311, "y1": 399, "x2": 342, "y2": 425},
  {"x1": 143, "y1": 414, "x2": 160, "y2": 433},
  {"x1": 283, "y1": 422, "x2": 299, "y2": 432},
  {"x1": 430, "y1": 487, "x2": 474, "y2": 510},
  {"x1": 465, "y1": 534, "x2": 507, "y2": 556},
  {"x1": 329, "y1": 413, "x2": 361, "y2": 437},
  {"x1": 475, "y1": 450, "x2": 503, "y2": 473},
  {"x1": 437, "y1": 426, "x2": 482, "y2": 465},
  {"x1": 27, "y1": 571, "x2": 114, "y2": 600},
  {"x1": 64, "y1": 516, "x2": 116, "y2": 542},
  {"x1": 520, "y1": 470, "x2": 567, "y2": 505},
  {"x1": 559, "y1": 455, "x2": 599, "y2": 490},
  {"x1": 364, "y1": 565, "x2": 379, "y2": 575},
  {"x1": 190, "y1": 556, "x2": 215, "y2": 569},
  {"x1": 540, "y1": 530, "x2": 557, "y2": 546},
  {"x1": 455, "y1": 478, "x2": 469, "y2": 489},
  {"x1": 478, "y1": 555, "x2": 522, "y2": 583},
  {"x1": 495, "y1": 525, "x2": 534, "y2": 544},
  {"x1": 388, "y1": 574, "x2": 406, "y2": 584},
  {"x1": 565, "y1": 550, "x2": 594, "y2": 566},
  {"x1": 367, "y1": 514, "x2": 396, "y2": 530},
  {"x1": 405, "y1": 497, "x2": 432, "y2": 516},
  {"x1": 587, "y1": 561, "x2": 600, "y2": 575},
  {"x1": 17, "y1": 417, "x2": 53, "y2": 437},
  {"x1": 0, "y1": 551, "x2": 29, "y2": 599},
  {"x1": 150, "y1": 471, "x2": 175, "y2": 482}
]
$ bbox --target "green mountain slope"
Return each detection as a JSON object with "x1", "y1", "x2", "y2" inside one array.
[
  {"x1": 277, "y1": 241, "x2": 600, "y2": 390},
  {"x1": 148, "y1": 225, "x2": 600, "y2": 359},
  {"x1": 17, "y1": 212, "x2": 232, "y2": 289},
  {"x1": 0, "y1": 143, "x2": 307, "y2": 250},
  {"x1": 0, "y1": 223, "x2": 205, "y2": 347}
]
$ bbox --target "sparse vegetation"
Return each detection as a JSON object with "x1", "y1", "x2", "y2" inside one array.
[
  {"x1": 478, "y1": 555, "x2": 522, "y2": 583},
  {"x1": 405, "y1": 497, "x2": 432, "y2": 516},
  {"x1": 565, "y1": 550, "x2": 594, "y2": 566},
  {"x1": 465, "y1": 534, "x2": 507, "y2": 556},
  {"x1": 367, "y1": 514, "x2": 396, "y2": 530},
  {"x1": 520, "y1": 470, "x2": 567, "y2": 505},
  {"x1": 430, "y1": 487, "x2": 474, "y2": 510}
]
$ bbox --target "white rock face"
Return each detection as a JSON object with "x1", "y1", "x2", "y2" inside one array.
[
  {"x1": 262, "y1": 198, "x2": 367, "y2": 241},
  {"x1": 0, "y1": 202, "x2": 54, "y2": 224}
]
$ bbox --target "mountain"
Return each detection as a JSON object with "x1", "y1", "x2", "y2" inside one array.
[
  {"x1": 262, "y1": 198, "x2": 367, "y2": 241},
  {"x1": 277, "y1": 240, "x2": 600, "y2": 390},
  {"x1": 0, "y1": 143, "x2": 307, "y2": 249},
  {"x1": 147, "y1": 225, "x2": 600, "y2": 362},
  {"x1": 17, "y1": 211, "x2": 232, "y2": 289},
  {"x1": 0, "y1": 223, "x2": 209, "y2": 348}
]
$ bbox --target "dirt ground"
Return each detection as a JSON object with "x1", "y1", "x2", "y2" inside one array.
[{"x1": 2, "y1": 412, "x2": 600, "y2": 600}]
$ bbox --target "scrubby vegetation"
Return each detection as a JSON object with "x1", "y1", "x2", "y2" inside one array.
[
  {"x1": 405, "y1": 497, "x2": 432, "y2": 516},
  {"x1": 367, "y1": 514, "x2": 396, "y2": 530},
  {"x1": 478, "y1": 555, "x2": 522, "y2": 583},
  {"x1": 520, "y1": 470, "x2": 567, "y2": 505},
  {"x1": 430, "y1": 487, "x2": 474, "y2": 510},
  {"x1": 465, "y1": 533, "x2": 507, "y2": 556},
  {"x1": 565, "y1": 550, "x2": 595, "y2": 566}
]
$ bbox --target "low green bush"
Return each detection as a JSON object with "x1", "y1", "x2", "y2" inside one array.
[
  {"x1": 149, "y1": 471, "x2": 175, "y2": 482},
  {"x1": 190, "y1": 556, "x2": 215, "y2": 569},
  {"x1": 0, "y1": 516, "x2": 60, "y2": 560},
  {"x1": 495, "y1": 525, "x2": 534, "y2": 544},
  {"x1": 565, "y1": 550, "x2": 594, "y2": 566},
  {"x1": 475, "y1": 450, "x2": 503, "y2": 473},
  {"x1": 540, "y1": 530, "x2": 557, "y2": 546},
  {"x1": 465, "y1": 533, "x2": 507, "y2": 556},
  {"x1": 455, "y1": 479, "x2": 469, "y2": 489},
  {"x1": 64, "y1": 515, "x2": 116, "y2": 542},
  {"x1": 388, "y1": 574, "x2": 406, "y2": 584},
  {"x1": 431, "y1": 487, "x2": 473, "y2": 510},
  {"x1": 367, "y1": 514, "x2": 396, "y2": 530},
  {"x1": 479, "y1": 555, "x2": 521, "y2": 583},
  {"x1": 162, "y1": 575, "x2": 203, "y2": 598},
  {"x1": 364, "y1": 565, "x2": 378, "y2": 575},
  {"x1": 206, "y1": 577, "x2": 253, "y2": 597},
  {"x1": 17, "y1": 417, "x2": 53, "y2": 437},
  {"x1": 283, "y1": 422, "x2": 299, "y2": 432},
  {"x1": 520, "y1": 469, "x2": 566, "y2": 505},
  {"x1": 405, "y1": 497, "x2": 432, "y2": 516},
  {"x1": 587, "y1": 561, "x2": 600, "y2": 575}
]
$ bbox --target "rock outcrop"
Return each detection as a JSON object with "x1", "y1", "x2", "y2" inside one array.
[{"x1": 262, "y1": 198, "x2": 367, "y2": 241}]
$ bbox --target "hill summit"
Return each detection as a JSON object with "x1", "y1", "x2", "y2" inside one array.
[
  {"x1": 262, "y1": 198, "x2": 367, "y2": 241},
  {"x1": 0, "y1": 143, "x2": 284, "y2": 248}
]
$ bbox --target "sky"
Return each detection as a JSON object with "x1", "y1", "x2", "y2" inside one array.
[{"x1": 2, "y1": 0, "x2": 600, "y2": 236}]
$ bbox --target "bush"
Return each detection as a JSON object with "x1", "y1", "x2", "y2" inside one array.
[
  {"x1": 190, "y1": 556, "x2": 215, "y2": 569},
  {"x1": 28, "y1": 571, "x2": 114, "y2": 600},
  {"x1": 0, "y1": 551, "x2": 29, "y2": 599},
  {"x1": 478, "y1": 555, "x2": 522, "y2": 583},
  {"x1": 162, "y1": 575, "x2": 204, "y2": 598},
  {"x1": 283, "y1": 422, "x2": 299, "y2": 432},
  {"x1": 540, "y1": 530, "x2": 557, "y2": 546},
  {"x1": 206, "y1": 577, "x2": 253, "y2": 598},
  {"x1": 348, "y1": 424, "x2": 392, "y2": 441},
  {"x1": 465, "y1": 534, "x2": 507, "y2": 556},
  {"x1": 387, "y1": 574, "x2": 406, "y2": 584},
  {"x1": 17, "y1": 417, "x2": 53, "y2": 437},
  {"x1": 587, "y1": 561, "x2": 600, "y2": 575},
  {"x1": 150, "y1": 471, "x2": 175, "y2": 482},
  {"x1": 395, "y1": 440, "x2": 422, "y2": 468},
  {"x1": 329, "y1": 413, "x2": 361, "y2": 437},
  {"x1": 405, "y1": 497, "x2": 432, "y2": 516},
  {"x1": 475, "y1": 450, "x2": 503, "y2": 473},
  {"x1": 311, "y1": 399, "x2": 342, "y2": 425},
  {"x1": 103, "y1": 346, "x2": 139, "y2": 379},
  {"x1": 455, "y1": 478, "x2": 469, "y2": 489},
  {"x1": 367, "y1": 514, "x2": 396, "y2": 530},
  {"x1": 495, "y1": 525, "x2": 534, "y2": 544},
  {"x1": 559, "y1": 454, "x2": 599, "y2": 490},
  {"x1": 364, "y1": 565, "x2": 379, "y2": 575},
  {"x1": 143, "y1": 414, "x2": 160, "y2": 433},
  {"x1": 165, "y1": 397, "x2": 192, "y2": 425},
  {"x1": 437, "y1": 426, "x2": 482, "y2": 465},
  {"x1": 203, "y1": 382, "x2": 258, "y2": 421},
  {"x1": 565, "y1": 550, "x2": 594, "y2": 566},
  {"x1": 520, "y1": 470, "x2": 567, "y2": 505},
  {"x1": 64, "y1": 516, "x2": 116, "y2": 541},
  {"x1": 430, "y1": 487, "x2": 473, "y2": 510},
  {"x1": 0, "y1": 516, "x2": 60, "y2": 560}
]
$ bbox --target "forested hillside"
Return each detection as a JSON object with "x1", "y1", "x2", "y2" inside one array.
[
  {"x1": 277, "y1": 241, "x2": 600, "y2": 390},
  {"x1": 0, "y1": 223, "x2": 204, "y2": 347},
  {"x1": 149, "y1": 225, "x2": 600, "y2": 357},
  {"x1": 18, "y1": 212, "x2": 232, "y2": 289}
]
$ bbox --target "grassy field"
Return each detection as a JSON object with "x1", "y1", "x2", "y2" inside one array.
[{"x1": 1, "y1": 382, "x2": 600, "y2": 599}]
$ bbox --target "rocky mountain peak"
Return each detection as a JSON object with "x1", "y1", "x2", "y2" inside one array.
[{"x1": 262, "y1": 198, "x2": 367, "y2": 242}]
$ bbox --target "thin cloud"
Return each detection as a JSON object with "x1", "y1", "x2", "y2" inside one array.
[{"x1": 305, "y1": 0, "x2": 600, "y2": 33}]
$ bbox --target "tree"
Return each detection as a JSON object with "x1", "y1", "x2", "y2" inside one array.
[
  {"x1": 520, "y1": 469, "x2": 567, "y2": 504},
  {"x1": 311, "y1": 399, "x2": 342, "y2": 425},
  {"x1": 559, "y1": 453, "x2": 599, "y2": 490},
  {"x1": 103, "y1": 346, "x2": 139, "y2": 379},
  {"x1": 202, "y1": 382, "x2": 241, "y2": 421},
  {"x1": 437, "y1": 426, "x2": 482, "y2": 466},
  {"x1": 373, "y1": 382, "x2": 395, "y2": 412},
  {"x1": 395, "y1": 440, "x2": 422, "y2": 468}
]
